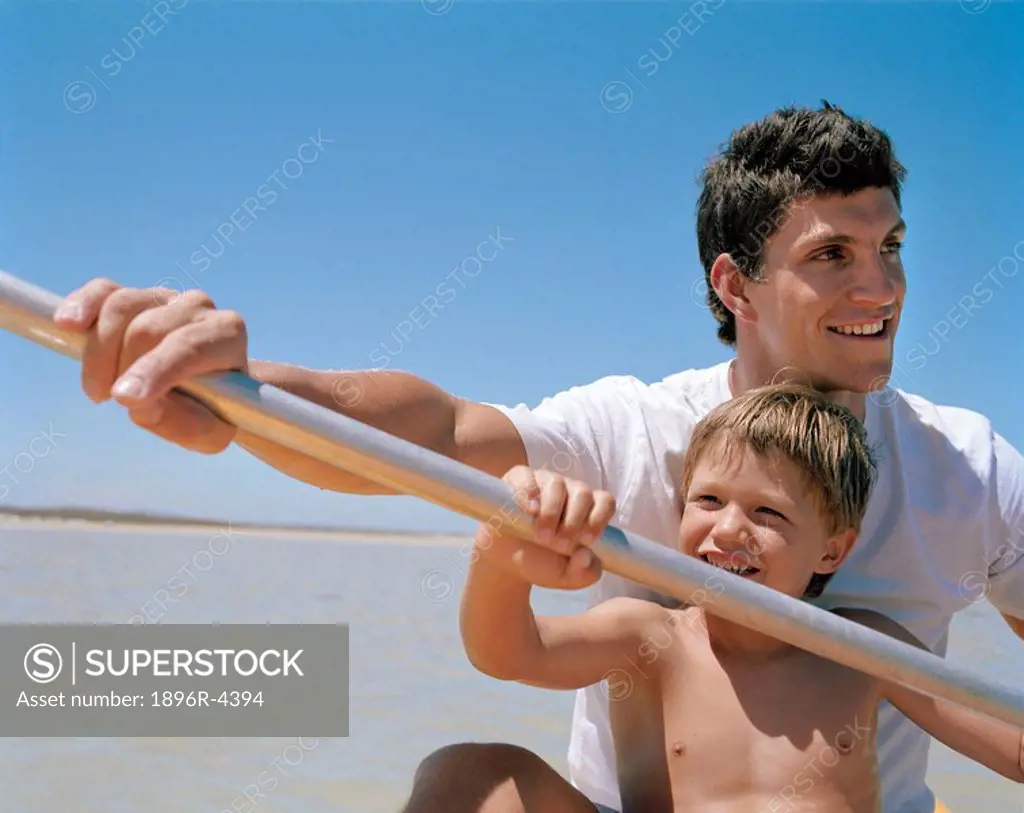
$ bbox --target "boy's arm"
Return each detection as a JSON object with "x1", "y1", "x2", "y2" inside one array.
[
  {"x1": 836, "y1": 608, "x2": 1024, "y2": 783},
  {"x1": 460, "y1": 551, "x2": 655, "y2": 690}
]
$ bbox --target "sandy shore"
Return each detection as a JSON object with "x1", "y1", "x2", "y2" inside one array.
[{"x1": 0, "y1": 513, "x2": 472, "y2": 548}]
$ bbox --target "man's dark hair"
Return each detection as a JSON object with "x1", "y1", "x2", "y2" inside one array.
[{"x1": 695, "y1": 101, "x2": 908, "y2": 346}]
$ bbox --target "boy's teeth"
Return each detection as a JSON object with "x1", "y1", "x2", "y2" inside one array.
[
  {"x1": 830, "y1": 320, "x2": 884, "y2": 336},
  {"x1": 701, "y1": 555, "x2": 757, "y2": 575}
]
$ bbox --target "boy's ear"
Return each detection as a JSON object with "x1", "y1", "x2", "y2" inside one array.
[
  {"x1": 709, "y1": 253, "x2": 756, "y2": 327},
  {"x1": 816, "y1": 528, "x2": 858, "y2": 575}
]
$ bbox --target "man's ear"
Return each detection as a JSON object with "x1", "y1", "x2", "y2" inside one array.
[
  {"x1": 816, "y1": 528, "x2": 858, "y2": 575},
  {"x1": 709, "y1": 253, "x2": 756, "y2": 327}
]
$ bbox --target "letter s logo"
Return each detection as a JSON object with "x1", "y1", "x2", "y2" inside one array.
[{"x1": 24, "y1": 643, "x2": 63, "y2": 683}]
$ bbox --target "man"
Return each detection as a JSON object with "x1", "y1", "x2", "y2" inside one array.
[{"x1": 54, "y1": 102, "x2": 1024, "y2": 813}]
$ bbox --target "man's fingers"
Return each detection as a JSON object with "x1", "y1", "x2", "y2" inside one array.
[
  {"x1": 81, "y1": 287, "x2": 179, "y2": 402},
  {"x1": 128, "y1": 391, "x2": 236, "y2": 454},
  {"x1": 114, "y1": 291, "x2": 217, "y2": 381},
  {"x1": 112, "y1": 310, "x2": 247, "y2": 407},
  {"x1": 55, "y1": 278, "x2": 248, "y2": 458},
  {"x1": 54, "y1": 278, "x2": 121, "y2": 328}
]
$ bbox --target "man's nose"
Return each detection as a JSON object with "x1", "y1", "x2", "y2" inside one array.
[{"x1": 848, "y1": 254, "x2": 901, "y2": 309}]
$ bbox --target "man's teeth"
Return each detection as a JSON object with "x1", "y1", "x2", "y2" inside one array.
[
  {"x1": 830, "y1": 320, "x2": 885, "y2": 336},
  {"x1": 700, "y1": 555, "x2": 758, "y2": 575}
]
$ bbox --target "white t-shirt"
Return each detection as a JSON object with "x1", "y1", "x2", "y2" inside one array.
[{"x1": 489, "y1": 360, "x2": 1024, "y2": 813}]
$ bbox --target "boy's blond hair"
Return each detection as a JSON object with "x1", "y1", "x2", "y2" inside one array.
[{"x1": 680, "y1": 383, "x2": 877, "y2": 598}]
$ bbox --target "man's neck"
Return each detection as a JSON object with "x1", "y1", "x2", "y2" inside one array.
[{"x1": 727, "y1": 354, "x2": 868, "y2": 423}]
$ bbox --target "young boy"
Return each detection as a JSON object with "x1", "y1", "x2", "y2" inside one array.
[{"x1": 460, "y1": 383, "x2": 1024, "y2": 813}]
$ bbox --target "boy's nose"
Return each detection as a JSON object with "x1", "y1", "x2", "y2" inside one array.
[{"x1": 711, "y1": 507, "x2": 752, "y2": 547}]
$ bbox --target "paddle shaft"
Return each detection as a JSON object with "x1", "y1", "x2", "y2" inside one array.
[{"x1": 2, "y1": 269, "x2": 1023, "y2": 728}]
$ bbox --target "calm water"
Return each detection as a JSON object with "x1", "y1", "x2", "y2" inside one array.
[{"x1": 0, "y1": 524, "x2": 1021, "y2": 813}]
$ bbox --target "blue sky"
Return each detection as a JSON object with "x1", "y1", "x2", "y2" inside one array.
[{"x1": 1, "y1": 0, "x2": 1021, "y2": 533}]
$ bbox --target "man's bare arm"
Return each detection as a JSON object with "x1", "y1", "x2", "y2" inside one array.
[
  {"x1": 238, "y1": 363, "x2": 527, "y2": 494},
  {"x1": 838, "y1": 608, "x2": 1024, "y2": 783},
  {"x1": 49, "y1": 280, "x2": 527, "y2": 495}
]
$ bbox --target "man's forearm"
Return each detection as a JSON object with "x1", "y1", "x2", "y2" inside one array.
[{"x1": 234, "y1": 362, "x2": 460, "y2": 494}]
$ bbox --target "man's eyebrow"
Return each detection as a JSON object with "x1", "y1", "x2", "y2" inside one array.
[{"x1": 800, "y1": 218, "x2": 907, "y2": 246}]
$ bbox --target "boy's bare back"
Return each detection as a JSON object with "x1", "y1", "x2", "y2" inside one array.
[{"x1": 605, "y1": 596, "x2": 882, "y2": 813}]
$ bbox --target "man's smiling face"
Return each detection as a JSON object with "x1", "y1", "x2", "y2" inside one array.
[{"x1": 720, "y1": 186, "x2": 907, "y2": 396}]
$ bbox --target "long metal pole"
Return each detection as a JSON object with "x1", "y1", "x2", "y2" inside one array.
[{"x1": 1, "y1": 268, "x2": 1023, "y2": 727}]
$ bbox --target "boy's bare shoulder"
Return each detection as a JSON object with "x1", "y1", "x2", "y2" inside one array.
[{"x1": 591, "y1": 595, "x2": 677, "y2": 634}]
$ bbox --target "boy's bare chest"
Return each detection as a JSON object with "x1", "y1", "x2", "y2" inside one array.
[{"x1": 655, "y1": 645, "x2": 881, "y2": 812}]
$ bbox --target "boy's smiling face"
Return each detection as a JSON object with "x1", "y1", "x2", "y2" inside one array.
[{"x1": 678, "y1": 443, "x2": 858, "y2": 600}]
